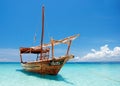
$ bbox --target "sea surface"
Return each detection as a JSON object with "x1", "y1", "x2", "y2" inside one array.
[{"x1": 0, "y1": 62, "x2": 120, "y2": 86}]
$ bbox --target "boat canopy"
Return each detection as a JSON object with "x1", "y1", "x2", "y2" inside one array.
[
  {"x1": 20, "y1": 47, "x2": 50, "y2": 54},
  {"x1": 20, "y1": 34, "x2": 79, "y2": 54}
]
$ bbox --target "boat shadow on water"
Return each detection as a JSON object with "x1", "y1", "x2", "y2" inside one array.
[{"x1": 16, "y1": 69, "x2": 74, "y2": 85}]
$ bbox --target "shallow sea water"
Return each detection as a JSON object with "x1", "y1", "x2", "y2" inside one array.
[{"x1": 0, "y1": 62, "x2": 120, "y2": 86}]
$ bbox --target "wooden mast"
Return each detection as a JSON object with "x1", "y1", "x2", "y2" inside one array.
[
  {"x1": 40, "y1": 6, "x2": 44, "y2": 60},
  {"x1": 66, "y1": 40, "x2": 72, "y2": 55},
  {"x1": 51, "y1": 38, "x2": 54, "y2": 59}
]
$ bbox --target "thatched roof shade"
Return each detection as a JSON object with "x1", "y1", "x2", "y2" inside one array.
[{"x1": 20, "y1": 47, "x2": 50, "y2": 54}]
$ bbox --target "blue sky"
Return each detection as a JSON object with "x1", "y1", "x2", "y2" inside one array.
[{"x1": 0, "y1": 0, "x2": 120, "y2": 62}]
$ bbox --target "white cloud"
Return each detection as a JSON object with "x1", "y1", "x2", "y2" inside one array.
[{"x1": 71, "y1": 45, "x2": 120, "y2": 62}]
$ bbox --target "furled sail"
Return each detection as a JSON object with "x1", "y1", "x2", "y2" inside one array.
[{"x1": 32, "y1": 34, "x2": 80, "y2": 49}]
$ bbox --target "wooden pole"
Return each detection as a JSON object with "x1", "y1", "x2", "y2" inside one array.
[
  {"x1": 40, "y1": 6, "x2": 44, "y2": 60},
  {"x1": 20, "y1": 53, "x2": 23, "y2": 63},
  {"x1": 66, "y1": 40, "x2": 72, "y2": 55},
  {"x1": 51, "y1": 38, "x2": 54, "y2": 59}
]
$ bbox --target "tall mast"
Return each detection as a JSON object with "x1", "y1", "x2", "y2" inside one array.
[{"x1": 40, "y1": 6, "x2": 44, "y2": 60}]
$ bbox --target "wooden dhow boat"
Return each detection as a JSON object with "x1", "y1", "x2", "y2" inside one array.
[{"x1": 19, "y1": 6, "x2": 79, "y2": 75}]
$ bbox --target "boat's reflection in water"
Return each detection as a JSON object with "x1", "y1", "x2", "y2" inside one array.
[{"x1": 16, "y1": 69, "x2": 74, "y2": 85}]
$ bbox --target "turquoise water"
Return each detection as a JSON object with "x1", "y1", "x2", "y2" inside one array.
[{"x1": 0, "y1": 62, "x2": 120, "y2": 86}]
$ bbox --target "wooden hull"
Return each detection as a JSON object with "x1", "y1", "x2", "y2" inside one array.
[{"x1": 21, "y1": 55, "x2": 74, "y2": 75}]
